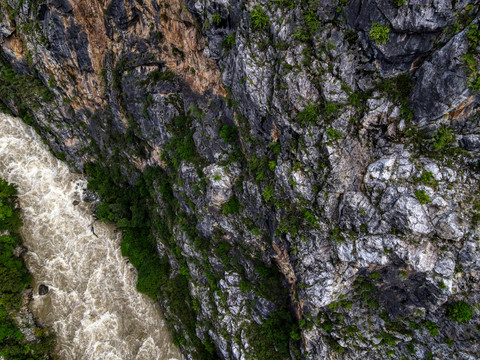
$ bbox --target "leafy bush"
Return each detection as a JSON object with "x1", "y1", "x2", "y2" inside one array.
[
  {"x1": 246, "y1": 310, "x2": 296, "y2": 360},
  {"x1": 446, "y1": 301, "x2": 472, "y2": 323},
  {"x1": 211, "y1": 14, "x2": 222, "y2": 26},
  {"x1": 296, "y1": 104, "x2": 319, "y2": 125},
  {"x1": 302, "y1": 209, "x2": 317, "y2": 226},
  {"x1": 0, "y1": 182, "x2": 22, "y2": 233},
  {"x1": 165, "y1": 114, "x2": 205, "y2": 169},
  {"x1": 222, "y1": 196, "x2": 242, "y2": 214},
  {"x1": 326, "y1": 127, "x2": 342, "y2": 141},
  {"x1": 263, "y1": 185, "x2": 275, "y2": 202},
  {"x1": 369, "y1": 23, "x2": 390, "y2": 45},
  {"x1": 463, "y1": 24, "x2": 480, "y2": 93},
  {"x1": 376, "y1": 73, "x2": 413, "y2": 120},
  {"x1": 433, "y1": 126, "x2": 455, "y2": 151},
  {"x1": 219, "y1": 124, "x2": 237, "y2": 143},
  {"x1": 222, "y1": 34, "x2": 236, "y2": 51},
  {"x1": 391, "y1": 0, "x2": 406, "y2": 5},
  {"x1": 420, "y1": 171, "x2": 438, "y2": 188},
  {"x1": 414, "y1": 190, "x2": 431, "y2": 204},
  {"x1": 423, "y1": 320, "x2": 439, "y2": 336},
  {"x1": 324, "y1": 101, "x2": 339, "y2": 119},
  {"x1": 249, "y1": 5, "x2": 269, "y2": 31}
]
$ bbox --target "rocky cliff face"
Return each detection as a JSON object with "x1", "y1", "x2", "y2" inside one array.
[{"x1": 1, "y1": 0, "x2": 480, "y2": 359}]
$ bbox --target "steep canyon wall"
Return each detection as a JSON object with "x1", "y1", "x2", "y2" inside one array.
[{"x1": 1, "y1": 0, "x2": 480, "y2": 359}]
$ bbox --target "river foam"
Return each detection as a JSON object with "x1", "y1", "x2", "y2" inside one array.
[{"x1": 0, "y1": 113, "x2": 183, "y2": 360}]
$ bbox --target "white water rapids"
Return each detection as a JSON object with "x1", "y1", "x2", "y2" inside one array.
[{"x1": 0, "y1": 113, "x2": 183, "y2": 360}]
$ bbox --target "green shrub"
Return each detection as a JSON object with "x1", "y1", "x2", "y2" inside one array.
[
  {"x1": 249, "y1": 5, "x2": 269, "y2": 31},
  {"x1": 324, "y1": 101, "x2": 339, "y2": 118},
  {"x1": 446, "y1": 301, "x2": 472, "y2": 323},
  {"x1": 269, "y1": 141, "x2": 281, "y2": 156},
  {"x1": 222, "y1": 196, "x2": 242, "y2": 214},
  {"x1": 369, "y1": 23, "x2": 390, "y2": 45},
  {"x1": 211, "y1": 14, "x2": 222, "y2": 26},
  {"x1": 330, "y1": 227, "x2": 345, "y2": 243},
  {"x1": 433, "y1": 126, "x2": 455, "y2": 151},
  {"x1": 437, "y1": 280, "x2": 447, "y2": 290},
  {"x1": 420, "y1": 171, "x2": 438, "y2": 188},
  {"x1": 222, "y1": 34, "x2": 236, "y2": 51},
  {"x1": 165, "y1": 114, "x2": 205, "y2": 169},
  {"x1": 219, "y1": 124, "x2": 237, "y2": 143},
  {"x1": 263, "y1": 185, "x2": 275, "y2": 202},
  {"x1": 423, "y1": 320, "x2": 439, "y2": 336},
  {"x1": 246, "y1": 310, "x2": 296, "y2": 360},
  {"x1": 369, "y1": 272, "x2": 381, "y2": 280},
  {"x1": 326, "y1": 127, "x2": 342, "y2": 141},
  {"x1": 376, "y1": 73, "x2": 413, "y2": 120},
  {"x1": 146, "y1": 69, "x2": 176, "y2": 83},
  {"x1": 414, "y1": 190, "x2": 431, "y2": 204},
  {"x1": 296, "y1": 104, "x2": 319, "y2": 125},
  {"x1": 463, "y1": 24, "x2": 480, "y2": 93},
  {"x1": 391, "y1": 0, "x2": 406, "y2": 5},
  {"x1": 302, "y1": 209, "x2": 317, "y2": 226}
]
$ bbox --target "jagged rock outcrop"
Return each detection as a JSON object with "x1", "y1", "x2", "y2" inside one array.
[{"x1": 1, "y1": 0, "x2": 480, "y2": 359}]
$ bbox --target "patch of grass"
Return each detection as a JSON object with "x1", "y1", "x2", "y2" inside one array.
[
  {"x1": 302, "y1": 209, "x2": 317, "y2": 226},
  {"x1": 369, "y1": 272, "x2": 381, "y2": 280},
  {"x1": 330, "y1": 227, "x2": 345, "y2": 243},
  {"x1": 437, "y1": 280, "x2": 447, "y2": 290},
  {"x1": 263, "y1": 185, "x2": 275, "y2": 202},
  {"x1": 211, "y1": 14, "x2": 222, "y2": 26},
  {"x1": 323, "y1": 101, "x2": 339, "y2": 119}
]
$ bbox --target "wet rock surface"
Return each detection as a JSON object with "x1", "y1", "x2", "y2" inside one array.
[
  {"x1": 38, "y1": 284, "x2": 49, "y2": 296},
  {"x1": 1, "y1": 0, "x2": 480, "y2": 359}
]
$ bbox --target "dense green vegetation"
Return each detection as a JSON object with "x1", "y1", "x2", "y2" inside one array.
[
  {"x1": 369, "y1": 23, "x2": 390, "y2": 45},
  {"x1": 463, "y1": 24, "x2": 480, "y2": 93},
  {"x1": 85, "y1": 156, "x2": 300, "y2": 359},
  {"x1": 84, "y1": 163, "x2": 219, "y2": 359},
  {"x1": 414, "y1": 190, "x2": 431, "y2": 204},
  {"x1": 376, "y1": 72, "x2": 413, "y2": 121},
  {"x1": 249, "y1": 5, "x2": 270, "y2": 31},
  {"x1": 0, "y1": 179, "x2": 55, "y2": 359},
  {"x1": 0, "y1": 57, "x2": 53, "y2": 127},
  {"x1": 246, "y1": 309, "x2": 298, "y2": 360},
  {"x1": 446, "y1": 301, "x2": 472, "y2": 323}
]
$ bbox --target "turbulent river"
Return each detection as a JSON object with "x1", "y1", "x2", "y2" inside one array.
[{"x1": 0, "y1": 113, "x2": 183, "y2": 360}]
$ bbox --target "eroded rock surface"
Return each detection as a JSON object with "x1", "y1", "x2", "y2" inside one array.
[{"x1": 1, "y1": 0, "x2": 480, "y2": 359}]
